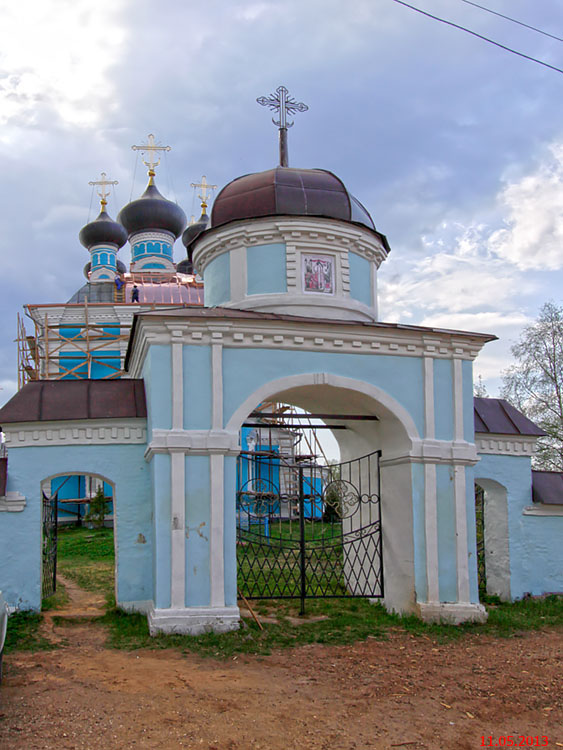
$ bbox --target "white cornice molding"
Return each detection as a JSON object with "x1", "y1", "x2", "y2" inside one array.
[
  {"x1": 381, "y1": 439, "x2": 479, "y2": 467},
  {"x1": 127, "y1": 315, "x2": 488, "y2": 377},
  {"x1": 145, "y1": 429, "x2": 240, "y2": 459},
  {"x1": 0, "y1": 491, "x2": 26, "y2": 512},
  {"x1": 3, "y1": 418, "x2": 147, "y2": 448},
  {"x1": 523, "y1": 504, "x2": 563, "y2": 516},
  {"x1": 192, "y1": 217, "x2": 388, "y2": 274},
  {"x1": 475, "y1": 433, "x2": 538, "y2": 457}
]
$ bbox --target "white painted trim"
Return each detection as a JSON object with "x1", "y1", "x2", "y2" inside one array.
[
  {"x1": 148, "y1": 605, "x2": 240, "y2": 635},
  {"x1": 476, "y1": 433, "x2": 538, "y2": 456},
  {"x1": 211, "y1": 343, "x2": 223, "y2": 430},
  {"x1": 523, "y1": 504, "x2": 563, "y2": 516},
  {"x1": 170, "y1": 450, "x2": 186, "y2": 609},
  {"x1": 171, "y1": 335, "x2": 183, "y2": 430},
  {"x1": 0, "y1": 492, "x2": 26, "y2": 512},
  {"x1": 209, "y1": 454, "x2": 225, "y2": 608},
  {"x1": 423, "y1": 356, "x2": 435, "y2": 440},
  {"x1": 223, "y1": 372, "x2": 420, "y2": 441},
  {"x1": 418, "y1": 601, "x2": 487, "y2": 624},
  {"x1": 453, "y1": 358, "x2": 464, "y2": 442},
  {"x1": 424, "y1": 463, "x2": 439, "y2": 602},
  {"x1": 145, "y1": 429, "x2": 239, "y2": 459},
  {"x1": 2, "y1": 419, "x2": 147, "y2": 447},
  {"x1": 454, "y1": 465, "x2": 470, "y2": 602}
]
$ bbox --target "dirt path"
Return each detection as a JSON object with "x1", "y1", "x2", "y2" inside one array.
[{"x1": 1, "y1": 580, "x2": 561, "y2": 750}]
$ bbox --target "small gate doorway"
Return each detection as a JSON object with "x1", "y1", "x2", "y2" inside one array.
[
  {"x1": 42, "y1": 490, "x2": 58, "y2": 599},
  {"x1": 236, "y1": 449, "x2": 383, "y2": 613}
]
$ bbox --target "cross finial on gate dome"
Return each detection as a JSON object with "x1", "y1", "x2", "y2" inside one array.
[{"x1": 257, "y1": 86, "x2": 308, "y2": 168}]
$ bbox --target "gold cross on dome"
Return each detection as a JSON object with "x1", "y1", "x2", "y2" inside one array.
[
  {"x1": 190, "y1": 175, "x2": 217, "y2": 209},
  {"x1": 88, "y1": 172, "x2": 118, "y2": 207},
  {"x1": 131, "y1": 133, "x2": 171, "y2": 176}
]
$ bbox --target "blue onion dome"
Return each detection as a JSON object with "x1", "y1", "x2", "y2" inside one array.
[
  {"x1": 84, "y1": 259, "x2": 126, "y2": 280},
  {"x1": 118, "y1": 177, "x2": 187, "y2": 239},
  {"x1": 182, "y1": 208, "x2": 210, "y2": 251},
  {"x1": 211, "y1": 166, "x2": 379, "y2": 234},
  {"x1": 79, "y1": 205, "x2": 128, "y2": 249}
]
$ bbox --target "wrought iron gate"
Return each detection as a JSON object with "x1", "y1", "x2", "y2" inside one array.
[
  {"x1": 42, "y1": 491, "x2": 58, "y2": 599},
  {"x1": 236, "y1": 450, "x2": 383, "y2": 613}
]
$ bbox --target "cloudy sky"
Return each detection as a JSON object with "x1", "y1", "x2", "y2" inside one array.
[{"x1": 1, "y1": 0, "x2": 562, "y2": 407}]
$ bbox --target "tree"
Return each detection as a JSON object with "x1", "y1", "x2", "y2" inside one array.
[
  {"x1": 501, "y1": 302, "x2": 563, "y2": 471},
  {"x1": 85, "y1": 486, "x2": 109, "y2": 529}
]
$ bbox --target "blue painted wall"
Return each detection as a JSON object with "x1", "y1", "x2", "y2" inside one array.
[
  {"x1": 247, "y1": 243, "x2": 287, "y2": 296},
  {"x1": 348, "y1": 252, "x2": 371, "y2": 306},
  {"x1": 144, "y1": 346, "x2": 172, "y2": 431},
  {"x1": 476, "y1": 453, "x2": 563, "y2": 598},
  {"x1": 1, "y1": 443, "x2": 152, "y2": 611},
  {"x1": 204, "y1": 252, "x2": 230, "y2": 307},
  {"x1": 151, "y1": 452, "x2": 171, "y2": 609},
  {"x1": 433, "y1": 360, "x2": 454, "y2": 441},
  {"x1": 185, "y1": 455, "x2": 211, "y2": 606},
  {"x1": 183, "y1": 346, "x2": 212, "y2": 430},
  {"x1": 222, "y1": 348, "x2": 425, "y2": 437},
  {"x1": 435, "y1": 463, "x2": 457, "y2": 602}
]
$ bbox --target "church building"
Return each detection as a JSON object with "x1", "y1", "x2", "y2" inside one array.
[{"x1": 0, "y1": 92, "x2": 561, "y2": 634}]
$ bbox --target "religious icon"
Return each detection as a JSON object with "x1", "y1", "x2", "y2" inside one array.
[{"x1": 302, "y1": 254, "x2": 335, "y2": 294}]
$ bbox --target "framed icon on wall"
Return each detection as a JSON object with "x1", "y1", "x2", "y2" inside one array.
[{"x1": 302, "y1": 254, "x2": 335, "y2": 294}]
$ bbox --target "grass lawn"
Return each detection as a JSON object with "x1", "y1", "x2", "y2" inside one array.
[{"x1": 5, "y1": 527, "x2": 563, "y2": 657}]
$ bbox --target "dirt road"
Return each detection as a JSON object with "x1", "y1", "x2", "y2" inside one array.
[{"x1": 0, "y1": 579, "x2": 561, "y2": 750}]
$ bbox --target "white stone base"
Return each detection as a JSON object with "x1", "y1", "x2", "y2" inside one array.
[
  {"x1": 418, "y1": 601, "x2": 488, "y2": 625},
  {"x1": 147, "y1": 605, "x2": 240, "y2": 636}
]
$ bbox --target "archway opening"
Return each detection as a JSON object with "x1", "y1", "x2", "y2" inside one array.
[
  {"x1": 229, "y1": 375, "x2": 418, "y2": 615},
  {"x1": 474, "y1": 478, "x2": 510, "y2": 601},
  {"x1": 40, "y1": 472, "x2": 116, "y2": 606}
]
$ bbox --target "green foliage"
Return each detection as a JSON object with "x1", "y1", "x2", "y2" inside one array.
[
  {"x1": 57, "y1": 526, "x2": 115, "y2": 595},
  {"x1": 3, "y1": 612, "x2": 56, "y2": 653},
  {"x1": 501, "y1": 301, "x2": 563, "y2": 470},
  {"x1": 84, "y1": 486, "x2": 110, "y2": 529}
]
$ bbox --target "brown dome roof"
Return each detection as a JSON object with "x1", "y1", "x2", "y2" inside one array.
[{"x1": 211, "y1": 167, "x2": 376, "y2": 231}]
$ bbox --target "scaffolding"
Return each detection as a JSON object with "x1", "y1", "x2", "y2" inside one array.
[{"x1": 16, "y1": 274, "x2": 204, "y2": 387}]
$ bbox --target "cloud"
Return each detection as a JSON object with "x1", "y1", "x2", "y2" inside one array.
[{"x1": 488, "y1": 143, "x2": 563, "y2": 270}]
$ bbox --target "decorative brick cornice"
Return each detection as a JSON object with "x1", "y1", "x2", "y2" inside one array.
[
  {"x1": 475, "y1": 433, "x2": 538, "y2": 457},
  {"x1": 3, "y1": 419, "x2": 147, "y2": 448}
]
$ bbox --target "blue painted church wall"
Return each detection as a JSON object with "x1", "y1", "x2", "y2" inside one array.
[
  {"x1": 476, "y1": 453, "x2": 563, "y2": 599},
  {"x1": 1, "y1": 444, "x2": 152, "y2": 611}
]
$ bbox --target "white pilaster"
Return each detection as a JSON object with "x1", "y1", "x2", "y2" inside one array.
[
  {"x1": 230, "y1": 247, "x2": 246, "y2": 302},
  {"x1": 209, "y1": 452, "x2": 225, "y2": 607},
  {"x1": 170, "y1": 449, "x2": 186, "y2": 609},
  {"x1": 423, "y1": 356, "x2": 439, "y2": 602},
  {"x1": 211, "y1": 343, "x2": 223, "y2": 430}
]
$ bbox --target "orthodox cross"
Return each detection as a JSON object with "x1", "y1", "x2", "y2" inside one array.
[
  {"x1": 190, "y1": 175, "x2": 217, "y2": 211},
  {"x1": 257, "y1": 86, "x2": 308, "y2": 167},
  {"x1": 88, "y1": 172, "x2": 118, "y2": 209},
  {"x1": 131, "y1": 133, "x2": 171, "y2": 177}
]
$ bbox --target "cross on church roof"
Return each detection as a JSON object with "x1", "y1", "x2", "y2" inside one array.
[
  {"x1": 190, "y1": 175, "x2": 217, "y2": 210},
  {"x1": 88, "y1": 172, "x2": 119, "y2": 208},
  {"x1": 131, "y1": 133, "x2": 171, "y2": 177},
  {"x1": 257, "y1": 86, "x2": 309, "y2": 168}
]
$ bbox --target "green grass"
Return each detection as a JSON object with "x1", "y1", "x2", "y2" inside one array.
[
  {"x1": 8, "y1": 527, "x2": 562, "y2": 657},
  {"x1": 56, "y1": 526, "x2": 115, "y2": 596},
  {"x1": 3, "y1": 612, "x2": 56, "y2": 653}
]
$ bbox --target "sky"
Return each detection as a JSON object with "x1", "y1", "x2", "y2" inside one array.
[{"x1": 1, "y1": 0, "x2": 562, "y2": 408}]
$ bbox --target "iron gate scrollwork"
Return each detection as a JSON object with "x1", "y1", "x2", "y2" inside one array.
[
  {"x1": 42, "y1": 491, "x2": 58, "y2": 599},
  {"x1": 236, "y1": 449, "x2": 383, "y2": 613}
]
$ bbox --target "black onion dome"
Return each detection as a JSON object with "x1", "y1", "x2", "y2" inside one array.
[
  {"x1": 211, "y1": 167, "x2": 376, "y2": 231},
  {"x1": 118, "y1": 181, "x2": 187, "y2": 239},
  {"x1": 79, "y1": 208, "x2": 128, "y2": 249},
  {"x1": 182, "y1": 210, "x2": 210, "y2": 249},
  {"x1": 176, "y1": 258, "x2": 193, "y2": 274}
]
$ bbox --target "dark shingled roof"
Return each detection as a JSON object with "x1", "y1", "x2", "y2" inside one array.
[
  {"x1": 0, "y1": 380, "x2": 147, "y2": 424},
  {"x1": 532, "y1": 470, "x2": 563, "y2": 505},
  {"x1": 474, "y1": 397, "x2": 545, "y2": 437}
]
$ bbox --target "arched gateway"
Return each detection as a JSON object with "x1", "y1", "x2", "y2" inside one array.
[{"x1": 0, "y1": 152, "x2": 495, "y2": 634}]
